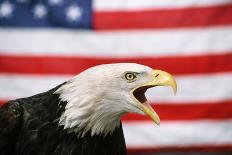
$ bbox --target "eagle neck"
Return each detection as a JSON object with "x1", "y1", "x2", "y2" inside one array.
[{"x1": 55, "y1": 80, "x2": 125, "y2": 137}]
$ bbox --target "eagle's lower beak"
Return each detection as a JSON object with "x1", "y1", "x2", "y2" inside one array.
[{"x1": 132, "y1": 70, "x2": 177, "y2": 125}]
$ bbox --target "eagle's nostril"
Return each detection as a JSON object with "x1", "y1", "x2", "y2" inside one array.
[{"x1": 155, "y1": 74, "x2": 159, "y2": 77}]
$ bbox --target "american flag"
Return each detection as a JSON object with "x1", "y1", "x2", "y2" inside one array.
[{"x1": 0, "y1": 0, "x2": 232, "y2": 154}]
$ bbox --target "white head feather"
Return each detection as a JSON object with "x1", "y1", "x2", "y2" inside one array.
[{"x1": 55, "y1": 63, "x2": 153, "y2": 137}]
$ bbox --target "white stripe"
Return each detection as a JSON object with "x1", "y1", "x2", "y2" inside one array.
[
  {"x1": 94, "y1": 0, "x2": 232, "y2": 11},
  {"x1": 0, "y1": 27, "x2": 232, "y2": 57},
  {"x1": 123, "y1": 120, "x2": 232, "y2": 147},
  {"x1": 0, "y1": 73, "x2": 231, "y2": 103},
  {"x1": 146, "y1": 73, "x2": 232, "y2": 103},
  {"x1": 0, "y1": 74, "x2": 70, "y2": 99}
]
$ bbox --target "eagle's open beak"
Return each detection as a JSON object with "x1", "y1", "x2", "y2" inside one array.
[{"x1": 131, "y1": 70, "x2": 177, "y2": 125}]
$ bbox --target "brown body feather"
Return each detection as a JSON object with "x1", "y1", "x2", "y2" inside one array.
[{"x1": 0, "y1": 84, "x2": 126, "y2": 155}]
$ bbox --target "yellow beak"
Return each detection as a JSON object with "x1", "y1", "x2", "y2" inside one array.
[
  {"x1": 150, "y1": 70, "x2": 177, "y2": 95},
  {"x1": 133, "y1": 70, "x2": 177, "y2": 125}
]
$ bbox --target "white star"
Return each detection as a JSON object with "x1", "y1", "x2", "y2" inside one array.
[
  {"x1": 66, "y1": 5, "x2": 82, "y2": 22},
  {"x1": 33, "y1": 4, "x2": 47, "y2": 19},
  {"x1": 0, "y1": 1, "x2": 13, "y2": 18},
  {"x1": 49, "y1": 0, "x2": 62, "y2": 6}
]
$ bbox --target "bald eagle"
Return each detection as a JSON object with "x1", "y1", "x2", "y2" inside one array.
[{"x1": 0, "y1": 63, "x2": 176, "y2": 155}]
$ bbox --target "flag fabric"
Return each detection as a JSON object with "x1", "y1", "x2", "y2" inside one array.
[{"x1": 0, "y1": 0, "x2": 232, "y2": 153}]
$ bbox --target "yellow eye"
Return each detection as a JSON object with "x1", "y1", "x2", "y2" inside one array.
[{"x1": 125, "y1": 72, "x2": 137, "y2": 82}]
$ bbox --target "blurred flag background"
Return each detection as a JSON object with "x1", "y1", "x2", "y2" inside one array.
[{"x1": 0, "y1": 0, "x2": 232, "y2": 154}]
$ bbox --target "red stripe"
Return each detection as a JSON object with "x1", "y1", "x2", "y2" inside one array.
[
  {"x1": 94, "y1": 4, "x2": 232, "y2": 30},
  {"x1": 0, "y1": 53, "x2": 231, "y2": 75},
  {"x1": 0, "y1": 100, "x2": 6, "y2": 107},
  {"x1": 127, "y1": 145, "x2": 232, "y2": 153},
  {"x1": 122, "y1": 101, "x2": 232, "y2": 121}
]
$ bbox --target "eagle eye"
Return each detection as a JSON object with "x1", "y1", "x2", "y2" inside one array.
[{"x1": 124, "y1": 72, "x2": 137, "y2": 82}]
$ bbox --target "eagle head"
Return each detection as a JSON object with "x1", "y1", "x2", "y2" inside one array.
[{"x1": 56, "y1": 63, "x2": 177, "y2": 137}]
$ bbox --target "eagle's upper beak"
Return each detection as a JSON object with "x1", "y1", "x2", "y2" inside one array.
[{"x1": 131, "y1": 70, "x2": 177, "y2": 125}]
